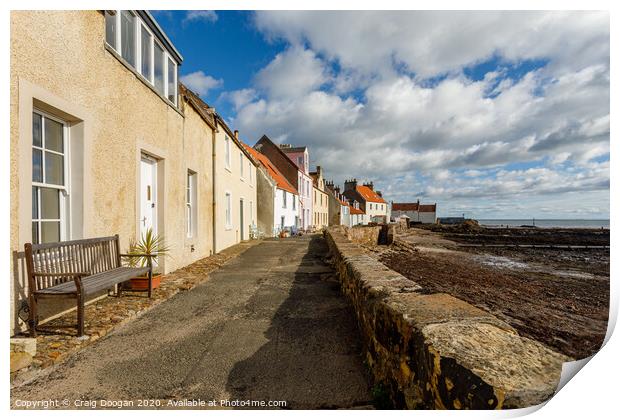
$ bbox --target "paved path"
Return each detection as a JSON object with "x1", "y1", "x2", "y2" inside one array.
[{"x1": 12, "y1": 235, "x2": 372, "y2": 409}]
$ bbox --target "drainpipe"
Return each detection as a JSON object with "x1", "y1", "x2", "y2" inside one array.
[{"x1": 212, "y1": 120, "x2": 218, "y2": 254}]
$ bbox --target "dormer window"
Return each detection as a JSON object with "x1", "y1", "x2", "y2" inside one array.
[{"x1": 105, "y1": 10, "x2": 181, "y2": 107}]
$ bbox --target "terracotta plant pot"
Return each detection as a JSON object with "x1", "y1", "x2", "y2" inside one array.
[{"x1": 128, "y1": 273, "x2": 162, "y2": 291}]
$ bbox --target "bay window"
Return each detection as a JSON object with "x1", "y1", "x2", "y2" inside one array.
[{"x1": 105, "y1": 10, "x2": 179, "y2": 106}]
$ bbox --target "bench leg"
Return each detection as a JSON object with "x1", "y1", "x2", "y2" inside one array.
[
  {"x1": 76, "y1": 291, "x2": 85, "y2": 337},
  {"x1": 28, "y1": 295, "x2": 38, "y2": 338},
  {"x1": 117, "y1": 282, "x2": 122, "y2": 298}
]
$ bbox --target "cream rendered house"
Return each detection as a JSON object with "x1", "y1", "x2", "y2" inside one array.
[
  {"x1": 10, "y1": 10, "x2": 218, "y2": 334},
  {"x1": 310, "y1": 166, "x2": 329, "y2": 230},
  {"x1": 212, "y1": 117, "x2": 258, "y2": 253}
]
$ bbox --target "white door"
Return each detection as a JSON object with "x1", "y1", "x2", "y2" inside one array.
[{"x1": 140, "y1": 156, "x2": 157, "y2": 237}]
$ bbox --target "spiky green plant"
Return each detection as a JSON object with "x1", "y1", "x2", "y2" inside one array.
[{"x1": 126, "y1": 228, "x2": 170, "y2": 272}]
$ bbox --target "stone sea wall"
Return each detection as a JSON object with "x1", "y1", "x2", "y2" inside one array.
[{"x1": 324, "y1": 227, "x2": 569, "y2": 409}]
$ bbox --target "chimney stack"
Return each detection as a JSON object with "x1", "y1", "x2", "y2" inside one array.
[
  {"x1": 234, "y1": 130, "x2": 239, "y2": 140},
  {"x1": 363, "y1": 181, "x2": 374, "y2": 191},
  {"x1": 376, "y1": 191, "x2": 382, "y2": 197},
  {"x1": 344, "y1": 178, "x2": 357, "y2": 192}
]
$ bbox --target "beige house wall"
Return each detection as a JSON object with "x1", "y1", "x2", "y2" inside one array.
[
  {"x1": 213, "y1": 127, "x2": 257, "y2": 253},
  {"x1": 312, "y1": 187, "x2": 329, "y2": 229},
  {"x1": 10, "y1": 11, "x2": 214, "y2": 335}
]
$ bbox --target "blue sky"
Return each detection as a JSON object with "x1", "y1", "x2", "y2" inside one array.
[{"x1": 153, "y1": 10, "x2": 609, "y2": 219}]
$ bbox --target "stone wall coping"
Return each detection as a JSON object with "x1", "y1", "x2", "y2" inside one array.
[{"x1": 325, "y1": 227, "x2": 568, "y2": 409}]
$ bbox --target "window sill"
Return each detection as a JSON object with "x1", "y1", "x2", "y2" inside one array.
[
  {"x1": 104, "y1": 43, "x2": 182, "y2": 116},
  {"x1": 225, "y1": 166, "x2": 232, "y2": 173}
]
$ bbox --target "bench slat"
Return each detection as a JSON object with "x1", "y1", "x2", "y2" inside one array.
[{"x1": 35, "y1": 267, "x2": 150, "y2": 295}]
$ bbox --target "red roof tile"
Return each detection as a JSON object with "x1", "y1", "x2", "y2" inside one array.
[
  {"x1": 349, "y1": 206, "x2": 365, "y2": 215},
  {"x1": 243, "y1": 144, "x2": 298, "y2": 195},
  {"x1": 356, "y1": 185, "x2": 386, "y2": 204},
  {"x1": 392, "y1": 202, "x2": 419, "y2": 211},
  {"x1": 419, "y1": 204, "x2": 437, "y2": 212}
]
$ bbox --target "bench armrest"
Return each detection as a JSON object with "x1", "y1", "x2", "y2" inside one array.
[{"x1": 31, "y1": 271, "x2": 90, "y2": 278}]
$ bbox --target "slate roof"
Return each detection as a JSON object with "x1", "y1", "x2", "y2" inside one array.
[{"x1": 243, "y1": 143, "x2": 298, "y2": 195}]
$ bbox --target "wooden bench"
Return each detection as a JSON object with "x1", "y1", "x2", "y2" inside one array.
[{"x1": 24, "y1": 235, "x2": 153, "y2": 337}]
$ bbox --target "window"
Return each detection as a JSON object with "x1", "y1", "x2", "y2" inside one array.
[
  {"x1": 283, "y1": 191, "x2": 287, "y2": 208},
  {"x1": 249, "y1": 162, "x2": 252, "y2": 185},
  {"x1": 225, "y1": 192, "x2": 232, "y2": 228},
  {"x1": 120, "y1": 11, "x2": 136, "y2": 67},
  {"x1": 105, "y1": 10, "x2": 179, "y2": 106},
  {"x1": 32, "y1": 111, "x2": 67, "y2": 244},
  {"x1": 105, "y1": 11, "x2": 117, "y2": 49},
  {"x1": 186, "y1": 171, "x2": 196, "y2": 238},
  {"x1": 225, "y1": 136, "x2": 231, "y2": 168},
  {"x1": 140, "y1": 24, "x2": 152, "y2": 81},
  {"x1": 154, "y1": 42, "x2": 165, "y2": 94},
  {"x1": 281, "y1": 216, "x2": 285, "y2": 229},
  {"x1": 250, "y1": 201, "x2": 253, "y2": 224},
  {"x1": 240, "y1": 152, "x2": 244, "y2": 179},
  {"x1": 293, "y1": 196, "x2": 296, "y2": 210},
  {"x1": 167, "y1": 57, "x2": 177, "y2": 104},
  {"x1": 297, "y1": 156, "x2": 303, "y2": 167}
]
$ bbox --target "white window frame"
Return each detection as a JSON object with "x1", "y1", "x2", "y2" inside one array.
[
  {"x1": 138, "y1": 21, "x2": 154, "y2": 83},
  {"x1": 32, "y1": 109, "x2": 70, "y2": 244},
  {"x1": 225, "y1": 191, "x2": 232, "y2": 229},
  {"x1": 225, "y1": 136, "x2": 231, "y2": 170},
  {"x1": 105, "y1": 10, "x2": 178, "y2": 107},
  {"x1": 186, "y1": 170, "x2": 196, "y2": 239},
  {"x1": 249, "y1": 161, "x2": 253, "y2": 185},
  {"x1": 240, "y1": 152, "x2": 244, "y2": 180},
  {"x1": 283, "y1": 190, "x2": 287, "y2": 209}
]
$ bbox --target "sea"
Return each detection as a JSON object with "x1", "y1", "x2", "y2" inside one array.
[{"x1": 477, "y1": 219, "x2": 610, "y2": 229}]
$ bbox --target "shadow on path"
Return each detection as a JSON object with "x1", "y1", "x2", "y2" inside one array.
[{"x1": 225, "y1": 236, "x2": 372, "y2": 409}]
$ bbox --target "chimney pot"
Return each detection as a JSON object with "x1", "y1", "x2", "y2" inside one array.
[{"x1": 234, "y1": 130, "x2": 239, "y2": 140}]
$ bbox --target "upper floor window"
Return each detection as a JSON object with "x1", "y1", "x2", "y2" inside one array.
[
  {"x1": 297, "y1": 156, "x2": 303, "y2": 168},
  {"x1": 240, "y1": 152, "x2": 244, "y2": 179},
  {"x1": 105, "y1": 10, "x2": 178, "y2": 106},
  {"x1": 225, "y1": 136, "x2": 231, "y2": 169},
  {"x1": 283, "y1": 191, "x2": 287, "y2": 208}
]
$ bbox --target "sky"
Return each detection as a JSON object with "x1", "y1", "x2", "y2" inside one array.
[{"x1": 152, "y1": 10, "x2": 610, "y2": 219}]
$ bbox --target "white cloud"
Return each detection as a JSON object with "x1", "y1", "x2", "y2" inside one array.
[
  {"x1": 183, "y1": 10, "x2": 218, "y2": 24},
  {"x1": 254, "y1": 11, "x2": 609, "y2": 78},
  {"x1": 227, "y1": 11, "x2": 609, "y2": 218},
  {"x1": 255, "y1": 46, "x2": 329, "y2": 98},
  {"x1": 180, "y1": 71, "x2": 223, "y2": 96}
]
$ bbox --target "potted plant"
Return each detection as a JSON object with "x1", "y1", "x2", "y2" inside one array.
[{"x1": 125, "y1": 228, "x2": 170, "y2": 290}]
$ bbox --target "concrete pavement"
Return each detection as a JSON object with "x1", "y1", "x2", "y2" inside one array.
[{"x1": 11, "y1": 235, "x2": 372, "y2": 409}]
